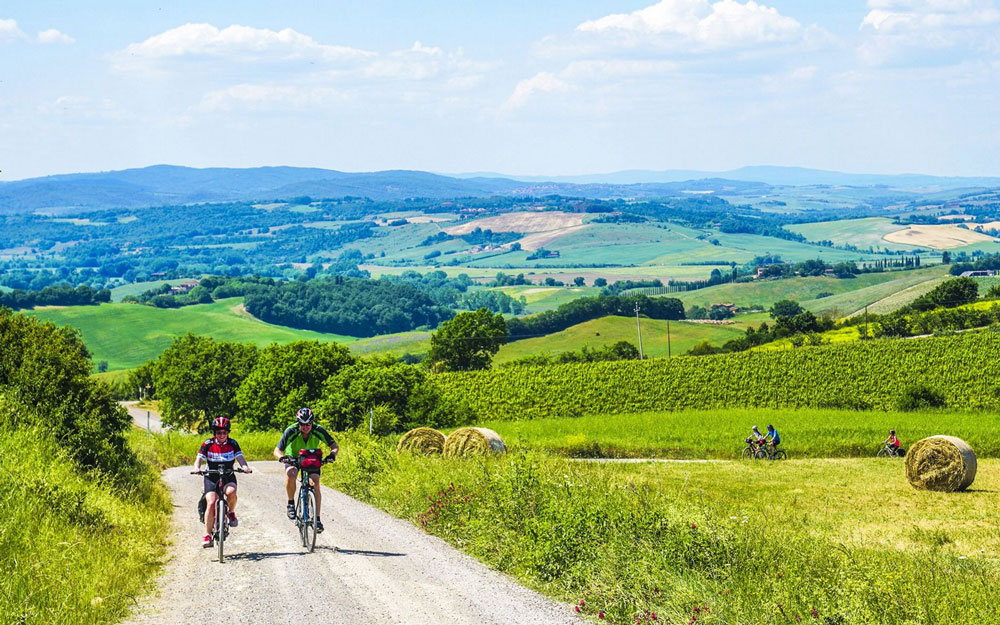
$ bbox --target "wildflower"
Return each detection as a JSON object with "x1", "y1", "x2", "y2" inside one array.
[
  {"x1": 90, "y1": 597, "x2": 103, "y2": 608},
  {"x1": 599, "y1": 611, "x2": 605, "y2": 619},
  {"x1": 581, "y1": 600, "x2": 586, "y2": 607},
  {"x1": 575, "y1": 606, "x2": 580, "y2": 613},
  {"x1": 810, "y1": 608, "x2": 819, "y2": 619},
  {"x1": 777, "y1": 573, "x2": 782, "y2": 579},
  {"x1": 690, "y1": 523, "x2": 697, "y2": 530}
]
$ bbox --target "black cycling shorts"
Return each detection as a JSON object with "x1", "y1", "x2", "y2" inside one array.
[{"x1": 203, "y1": 473, "x2": 237, "y2": 495}]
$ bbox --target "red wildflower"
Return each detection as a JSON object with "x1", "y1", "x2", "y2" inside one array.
[{"x1": 599, "y1": 611, "x2": 605, "y2": 619}]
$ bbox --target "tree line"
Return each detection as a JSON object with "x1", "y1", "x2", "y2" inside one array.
[{"x1": 506, "y1": 294, "x2": 685, "y2": 339}]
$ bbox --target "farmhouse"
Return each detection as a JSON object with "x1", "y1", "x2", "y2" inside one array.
[{"x1": 170, "y1": 279, "x2": 201, "y2": 294}]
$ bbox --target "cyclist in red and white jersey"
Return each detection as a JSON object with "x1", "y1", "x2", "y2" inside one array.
[{"x1": 194, "y1": 417, "x2": 252, "y2": 547}]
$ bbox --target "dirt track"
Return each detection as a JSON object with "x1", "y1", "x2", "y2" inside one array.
[{"x1": 124, "y1": 462, "x2": 581, "y2": 625}]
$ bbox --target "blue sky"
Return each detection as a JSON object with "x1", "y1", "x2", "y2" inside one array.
[{"x1": 1, "y1": 1, "x2": 998, "y2": 180}]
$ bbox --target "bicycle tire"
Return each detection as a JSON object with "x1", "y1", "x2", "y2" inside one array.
[
  {"x1": 877, "y1": 448, "x2": 888, "y2": 458},
  {"x1": 295, "y1": 491, "x2": 306, "y2": 547},
  {"x1": 304, "y1": 490, "x2": 318, "y2": 553},
  {"x1": 754, "y1": 448, "x2": 768, "y2": 460},
  {"x1": 741, "y1": 447, "x2": 754, "y2": 460},
  {"x1": 217, "y1": 498, "x2": 227, "y2": 563},
  {"x1": 772, "y1": 450, "x2": 786, "y2": 461}
]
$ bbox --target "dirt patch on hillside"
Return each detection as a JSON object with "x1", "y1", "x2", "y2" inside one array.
[
  {"x1": 515, "y1": 225, "x2": 590, "y2": 251},
  {"x1": 444, "y1": 211, "x2": 585, "y2": 235},
  {"x1": 883, "y1": 224, "x2": 998, "y2": 249}
]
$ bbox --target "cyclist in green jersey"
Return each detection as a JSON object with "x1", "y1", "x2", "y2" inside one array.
[{"x1": 273, "y1": 407, "x2": 338, "y2": 532}]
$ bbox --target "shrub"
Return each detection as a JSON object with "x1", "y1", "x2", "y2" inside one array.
[{"x1": 896, "y1": 384, "x2": 946, "y2": 411}]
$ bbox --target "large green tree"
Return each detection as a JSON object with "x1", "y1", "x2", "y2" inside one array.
[
  {"x1": 316, "y1": 357, "x2": 426, "y2": 430},
  {"x1": 429, "y1": 308, "x2": 508, "y2": 371},
  {"x1": 235, "y1": 340, "x2": 353, "y2": 430},
  {"x1": 153, "y1": 334, "x2": 259, "y2": 431}
]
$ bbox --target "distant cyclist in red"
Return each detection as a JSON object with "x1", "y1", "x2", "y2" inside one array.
[{"x1": 194, "y1": 417, "x2": 252, "y2": 547}]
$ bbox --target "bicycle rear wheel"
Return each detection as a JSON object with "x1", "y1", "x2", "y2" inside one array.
[
  {"x1": 741, "y1": 447, "x2": 754, "y2": 460},
  {"x1": 216, "y1": 499, "x2": 227, "y2": 563},
  {"x1": 754, "y1": 448, "x2": 767, "y2": 460}
]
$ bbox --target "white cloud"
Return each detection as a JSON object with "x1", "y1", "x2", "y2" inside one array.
[
  {"x1": 859, "y1": 0, "x2": 1000, "y2": 65},
  {"x1": 38, "y1": 29, "x2": 75, "y2": 44},
  {"x1": 0, "y1": 18, "x2": 27, "y2": 42},
  {"x1": 503, "y1": 72, "x2": 570, "y2": 110},
  {"x1": 112, "y1": 23, "x2": 374, "y2": 71},
  {"x1": 200, "y1": 84, "x2": 343, "y2": 111},
  {"x1": 576, "y1": 0, "x2": 804, "y2": 51}
]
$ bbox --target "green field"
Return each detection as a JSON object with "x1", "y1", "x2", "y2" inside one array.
[
  {"x1": 495, "y1": 316, "x2": 745, "y2": 363},
  {"x1": 24, "y1": 298, "x2": 355, "y2": 371},
  {"x1": 109, "y1": 279, "x2": 194, "y2": 302},
  {"x1": 787, "y1": 217, "x2": 922, "y2": 252},
  {"x1": 673, "y1": 266, "x2": 947, "y2": 315},
  {"x1": 331, "y1": 435, "x2": 1000, "y2": 625},
  {"x1": 480, "y1": 407, "x2": 998, "y2": 458}
]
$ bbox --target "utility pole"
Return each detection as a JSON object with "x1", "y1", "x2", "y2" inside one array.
[
  {"x1": 634, "y1": 302, "x2": 644, "y2": 359},
  {"x1": 667, "y1": 320, "x2": 671, "y2": 358}
]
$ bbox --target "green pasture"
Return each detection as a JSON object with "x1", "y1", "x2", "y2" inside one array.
[
  {"x1": 479, "y1": 407, "x2": 996, "y2": 458},
  {"x1": 362, "y1": 262, "x2": 730, "y2": 283},
  {"x1": 787, "y1": 217, "x2": 921, "y2": 252},
  {"x1": 490, "y1": 285, "x2": 598, "y2": 312},
  {"x1": 348, "y1": 330, "x2": 432, "y2": 358},
  {"x1": 495, "y1": 316, "x2": 745, "y2": 363},
  {"x1": 109, "y1": 279, "x2": 194, "y2": 302},
  {"x1": 24, "y1": 298, "x2": 355, "y2": 371},
  {"x1": 331, "y1": 437, "x2": 1000, "y2": 625}
]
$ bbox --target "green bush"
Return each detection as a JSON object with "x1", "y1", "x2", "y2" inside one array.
[{"x1": 896, "y1": 384, "x2": 946, "y2": 411}]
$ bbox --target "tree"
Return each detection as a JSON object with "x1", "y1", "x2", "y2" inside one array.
[
  {"x1": 236, "y1": 341, "x2": 354, "y2": 430},
  {"x1": 315, "y1": 357, "x2": 428, "y2": 431},
  {"x1": 429, "y1": 308, "x2": 508, "y2": 371},
  {"x1": 573, "y1": 276, "x2": 586, "y2": 287},
  {"x1": 942, "y1": 251, "x2": 951, "y2": 264},
  {"x1": 153, "y1": 334, "x2": 259, "y2": 431},
  {"x1": 594, "y1": 277, "x2": 607, "y2": 287},
  {"x1": 770, "y1": 299, "x2": 804, "y2": 319}
]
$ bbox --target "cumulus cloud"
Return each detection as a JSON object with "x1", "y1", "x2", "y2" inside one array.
[
  {"x1": 502, "y1": 72, "x2": 570, "y2": 110},
  {"x1": 0, "y1": 18, "x2": 27, "y2": 42},
  {"x1": 859, "y1": 0, "x2": 1000, "y2": 65},
  {"x1": 200, "y1": 84, "x2": 343, "y2": 111},
  {"x1": 38, "y1": 29, "x2": 75, "y2": 44},
  {"x1": 112, "y1": 23, "x2": 374, "y2": 72},
  {"x1": 574, "y1": 0, "x2": 805, "y2": 52}
]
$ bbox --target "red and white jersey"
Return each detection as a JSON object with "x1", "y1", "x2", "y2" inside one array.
[{"x1": 197, "y1": 437, "x2": 244, "y2": 471}]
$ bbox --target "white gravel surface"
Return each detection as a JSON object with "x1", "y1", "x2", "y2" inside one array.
[
  {"x1": 121, "y1": 401, "x2": 165, "y2": 433},
  {"x1": 124, "y1": 462, "x2": 582, "y2": 625}
]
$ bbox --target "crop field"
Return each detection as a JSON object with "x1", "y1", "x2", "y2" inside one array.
[
  {"x1": 109, "y1": 279, "x2": 194, "y2": 302},
  {"x1": 495, "y1": 316, "x2": 745, "y2": 363},
  {"x1": 883, "y1": 223, "x2": 998, "y2": 249},
  {"x1": 478, "y1": 407, "x2": 1000, "y2": 458},
  {"x1": 443, "y1": 210, "x2": 585, "y2": 235},
  {"x1": 360, "y1": 262, "x2": 731, "y2": 283},
  {"x1": 24, "y1": 298, "x2": 354, "y2": 371},
  {"x1": 489, "y1": 285, "x2": 598, "y2": 312},
  {"x1": 331, "y1": 439, "x2": 1000, "y2": 625},
  {"x1": 786, "y1": 216, "x2": 923, "y2": 251},
  {"x1": 347, "y1": 330, "x2": 432, "y2": 358}
]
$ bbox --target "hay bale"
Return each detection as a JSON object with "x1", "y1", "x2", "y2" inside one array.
[
  {"x1": 396, "y1": 427, "x2": 446, "y2": 455},
  {"x1": 905, "y1": 435, "x2": 977, "y2": 492},
  {"x1": 443, "y1": 427, "x2": 506, "y2": 457}
]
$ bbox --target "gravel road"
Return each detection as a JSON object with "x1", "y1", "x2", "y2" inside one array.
[
  {"x1": 121, "y1": 401, "x2": 165, "y2": 433},
  {"x1": 125, "y1": 462, "x2": 581, "y2": 625}
]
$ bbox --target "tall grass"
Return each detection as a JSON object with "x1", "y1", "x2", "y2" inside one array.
[
  {"x1": 327, "y1": 439, "x2": 1000, "y2": 625},
  {"x1": 0, "y1": 427, "x2": 170, "y2": 625},
  {"x1": 479, "y1": 408, "x2": 1000, "y2": 458}
]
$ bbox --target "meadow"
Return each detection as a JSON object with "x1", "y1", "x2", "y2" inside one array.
[
  {"x1": 478, "y1": 407, "x2": 1000, "y2": 458},
  {"x1": 24, "y1": 298, "x2": 355, "y2": 371},
  {"x1": 327, "y1": 438, "x2": 1000, "y2": 625},
  {"x1": 786, "y1": 217, "x2": 921, "y2": 252}
]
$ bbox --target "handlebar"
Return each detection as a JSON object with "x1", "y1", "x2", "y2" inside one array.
[
  {"x1": 190, "y1": 468, "x2": 251, "y2": 475},
  {"x1": 278, "y1": 454, "x2": 336, "y2": 466}
]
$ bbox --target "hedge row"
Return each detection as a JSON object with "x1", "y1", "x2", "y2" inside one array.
[{"x1": 437, "y1": 332, "x2": 1000, "y2": 420}]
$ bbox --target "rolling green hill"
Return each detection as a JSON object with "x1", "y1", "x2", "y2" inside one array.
[
  {"x1": 494, "y1": 315, "x2": 746, "y2": 363},
  {"x1": 24, "y1": 298, "x2": 356, "y2": 371}
]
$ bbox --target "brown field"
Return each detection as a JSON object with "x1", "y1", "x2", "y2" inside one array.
[
  {"x1": 443, "y1": 211, "x2": 585, "y2": 235},
  {"x1": 514, "y1": 224, "x2": 590, "y2": 251},
  {"x1": 882, "y1": 224, "x2": 998, "y2": 249}
]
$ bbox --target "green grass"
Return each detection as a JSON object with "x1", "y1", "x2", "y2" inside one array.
[
  {"x1": 673, "y1": 266, "x2": 946, "y2": 315},
  {"x1": 479, "y1": 407, "x2": 999, "y2": 458},
  {"x1": 24, "y1": 298, "x2": 356, "y2": 371},
  {"x1": 787, "y1": 217, "x2": 922, "y2": 252},
  {"x1": 496, "y1": 316, "x2": 746, "y2": 363},
  {"x1": 328, "y1": 437, "x2": 1000, "y2": 625},
  {"x1": 0, "y1": 426, "x2": 170, "y2": 625},
  {"x1": 109, "y1": 279, "x2": 193, "y2": 302},
  {"x1": 491, "y1": 285, "x2": 600, "y2": 312}
]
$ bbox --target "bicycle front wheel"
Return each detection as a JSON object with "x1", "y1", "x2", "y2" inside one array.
[
  {"x1": 877, "y1": 448, "x2": 888, "y2": 458},
  {"x1": 303, "y1": 490, "x2": 318, "y2": 553},
  {"x1": 754, "y1": 448, "x2": 767, "y2": 460},
  {"x1": 216, "y1": 499, "x2": 227, "y2": 563},
  {"x1": 772, "y1": 450, "x2": 786, "y2": 461}
]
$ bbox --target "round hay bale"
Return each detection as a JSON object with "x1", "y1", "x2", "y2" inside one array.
[
  {"x1": 396, "y1": 427, "x2": 445, "y2": 455},
  {"x1": 905, "y1": 435, "x2": 977, "y2": 492},
  {"x1": 443, "y1": 427, "x2": 506, "y2": 457}
]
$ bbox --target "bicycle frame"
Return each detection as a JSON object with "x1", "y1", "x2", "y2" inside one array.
[
  {"x1": 194, "y1": 468, "x2": 247, "y2": 563},
  {"x1": 281, "y1": 456, "x2": 331, "y2": 553}
]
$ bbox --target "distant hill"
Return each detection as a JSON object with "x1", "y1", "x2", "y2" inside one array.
[
  {"x1": 3, "y1": 164, "x2": 996, "y2": 214},
  {"x1": 455, "y1": 166, "x2": 1000, "y2": 189}
]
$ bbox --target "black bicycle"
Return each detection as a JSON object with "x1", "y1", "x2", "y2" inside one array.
[
  {"x1": 280, "y1": 451, "x2": 334, "y2": 553},
  {"x1": 192, "y1": 467, "x2": 249, "y2": 563}
]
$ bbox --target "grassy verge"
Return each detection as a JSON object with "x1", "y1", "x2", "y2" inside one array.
[
  {"x1": 326, "y1": 438, "x2": 1000, "y2": 625},
  {"x1": 478, "y1": 408, "x2": 1000, "y2": 459},
  {"x1": 0, "y1": 427, "x2": 170, "y2": 625}
]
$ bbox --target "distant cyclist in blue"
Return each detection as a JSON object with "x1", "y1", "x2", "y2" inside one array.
[{"x1": 766, "y1": 424, "x2": 781, "y2": 453}]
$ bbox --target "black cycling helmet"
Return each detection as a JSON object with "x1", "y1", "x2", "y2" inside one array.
[
  {"x1": 889, "y1": 429, "x2": 896, "y2": 435},
  {"x1": 767, "y1": 424, "x2": 774, "y2": 430},
  {"x1": 296, "y1": 407, "x2": 314, "y2": 425}
]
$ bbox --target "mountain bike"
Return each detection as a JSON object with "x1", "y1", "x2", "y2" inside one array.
[
  {"x1": 762, "y1": 445, "x2": 787, "y2": 461},
  {"x1": 877, "y1": 443, "x2": 902, "y2": 458},
  {"x1": 742, "y1": 437, "x2": 768, "y2": 460},
  {"x1": 192, "y1": 467, "x2": 249, "y2": 563},
  {"x1": 280, "y1": 451, "x2": 334, "y2": 553}
]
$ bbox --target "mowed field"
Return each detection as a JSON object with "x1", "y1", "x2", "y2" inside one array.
[
  {"x1": 787, "y1": 217, "x2": 923, "y2": 252},
  {"x1": 24, "y1": 298, "x2": 356, "y2": 371},
  {"x1": 494, "y1": 316, "x2": 746, "y2": 363}
]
